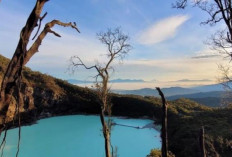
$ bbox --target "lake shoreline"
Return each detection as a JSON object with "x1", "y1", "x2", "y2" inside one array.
[
  {"x1": 3, "y1": 115, "x2": 161, "y2": 157},
  {"x1": 6, "y1": 112, "x2": 161, "y2": 132}
]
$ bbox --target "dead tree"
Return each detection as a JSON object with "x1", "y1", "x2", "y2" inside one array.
[
  {"x1": 70, "y1": 28, "x2": 131, "y2": 157},
  {"x1": 173, "y1": 0, "x2": 232, "y2": 103},
  {"x1": 156, "y1": 87, "x2": 168, "y2": 157},
  {"x1": 0, "y1": 0, "x2": 79, "y2": 129},
  {"x1": 199, "y1": 126, "x2": 206, "y2": 157},
  {"x1": 173, "y1": 0, "x2": 232, "y2": 59},
  {"x1": 0, "y1": 1, "x2": 79, "y2": 156}
]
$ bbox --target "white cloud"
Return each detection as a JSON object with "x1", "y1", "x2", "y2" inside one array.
[
  {"x1": 138, "y1": 15, "x2": 190, "y2": 45},
  {"x1": 116, "y1": 56, "x2": 226, "y2": 81},
  {"x1": 0, "y1": 2, "x2": 222, "y2": 89},
  {"x1": 76, "y1": 56, "x2": 224, "y2": 89},
  {"x1": 27, "y1": 45, "x2": 227, "y2": 85},
  {"x1": 27, "y1": 31, "x2": 107, "y2": 77},
  {"x1": 191, "y1": 49, "x2": 222, "y2": 59}
]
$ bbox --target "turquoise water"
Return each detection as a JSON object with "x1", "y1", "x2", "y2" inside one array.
[{"x1": 0, "y1": 115, "x2": 161, "y2": 157}]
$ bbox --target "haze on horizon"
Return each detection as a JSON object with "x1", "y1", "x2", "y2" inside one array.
[
  {"x1": 70, "y1": 78, "x2": 216, "y2": 90},
  {"x1": 0, "y1": 0, "x2": 229, "y2": 89}
]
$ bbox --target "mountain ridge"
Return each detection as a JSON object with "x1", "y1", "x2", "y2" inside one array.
[
  {"x1": 114, "y1": 86, "x2": 200, "y2": 97},
  {"x1": 67, "y1": 78, "x2": 145, "y2": 84}
]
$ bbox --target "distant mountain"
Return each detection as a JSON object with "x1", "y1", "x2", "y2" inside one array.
[
  {"x1": 167, "y1": 91, "x2": 229, "y2": 107},
  {"x1": 114, "y1": 87, "x2": 199, "y2": 97},
  {"x1": 67, "y1": 79, "x2": 145, "y2": 84},
  {"x1": 167, "y1": 91, "x2": 225, "y2": 100},
  {"x1": 110, "y1": 79, "x2": 145, "y2": 83},
  {"x1": 113, "y1": 83, "x2": 232, "y2": 107},
  {"x1": 176, "y1": 79, "x2": 212, "y2": 82},
  {"x1": 191, "y1": 83, "x2": 224, "y2": 92},
  {"x1": 115, "y1": 88, "x2": 157, "y2": 96},
  {"x1": 67, "y1": 79, "x2": 93, "y2": 84},
  {"x1": 68, "y1": 79, "x2": 231, "y2": 106},
  {"x1": 161, "y1": 87, "x2": 200, "y2": 96}
]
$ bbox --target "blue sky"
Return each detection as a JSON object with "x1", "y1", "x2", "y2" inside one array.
[{"x1": 0, "y1": 0, "x2": 229, "y2": 89}]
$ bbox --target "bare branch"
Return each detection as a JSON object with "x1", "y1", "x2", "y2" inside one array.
[
  {"x1": 218, "y1": 64, "x2": 232, "y2": 89},
  {"x1": 70, "y1": 56, "x2": 98, "y2": 70},
  {"x1": 70, "y1": 27, "x2": 131, "y2": 157},
  {"x1": 97, "y1": 27, "x2": 131, "y2": 58},
  {"x1": 32, "y1": 12, "x2": 48, "y2": 40},
  {"x1": 175, "y1": 0, "x2": 232, "y2": 59},
  {"x1": 172, "y1": 0, "x2": 188, "y2": 9},
  {"x1": 216, "y1": 64, "x2": 232, "y2": 106},
  {"x1": 24, "y1": 20, "x2": 80, "y2": 65},
  {"x1": 48, "y1": 30, "x2": 61, "y2": 37}
]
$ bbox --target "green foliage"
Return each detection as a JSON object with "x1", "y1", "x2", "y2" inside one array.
[
  {"x1": 149, "y1": 149, "x2": 161, "y2": 157},
  {"x1": 166, "y1": 99, "x2": 232, "y2": 157},
  {"x1": 149, "y1": 149, "x2": 175, "y2": 157}
]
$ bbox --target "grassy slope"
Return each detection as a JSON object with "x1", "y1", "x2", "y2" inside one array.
[{"x1": 0, "y1": 54, "x2": 232, "y2": 156}]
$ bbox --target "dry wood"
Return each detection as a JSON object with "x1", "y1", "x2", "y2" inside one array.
[
  {"x1": 0, "y1": 0, "x2": 79, "y2": 129},
  {"x1": 200, "y1": 126, "x2": 206, "y2": 157},
  {"x1": 70, "y1": 28, "x2": 130, "y2": 157},
  {"x1": 156, "y1": 87, "x2": 168, "y2": 157}
]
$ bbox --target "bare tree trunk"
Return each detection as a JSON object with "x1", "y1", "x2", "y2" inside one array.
[
  {"x1": 0, "y1": 0, "x2": 47, "y2": 125},
  {"x1": 100, "y1": 109, "x2": 111, "y2": 157},
  {"x1": 0, "y1": 0, "x2": 79, "y2": 126},
  {"x1": 156, "y1": 87, "x2": 168, "y2": 157},
  {"x1": 200, "y1": 126, "x2": 206, "y2": 157},
  {"x1": 100, "y1": 78, "x2": 111, "y2": 157}
]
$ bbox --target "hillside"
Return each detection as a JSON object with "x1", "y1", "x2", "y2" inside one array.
[
  {"x1": 114, "y1": 87, "x2": 199, "y2": 97},
  {"x1": 192, "y1": 84, "x2": 224, "y2": 92},
  {"x1": 114, "y1": 87, "x2": 232, "y2": 107},
  {"x1": 0, "y1": 54, "x2": 232, "y2": 156},
  {"x1": 168, "y1": 91, "x2": 224, "y2": 99},
  {"x1": 167, "y1": 91, "x2": 232, "y2": 107},
  {"x1": 0, "y1": 54, "x2": 161, "y2": 123}
]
